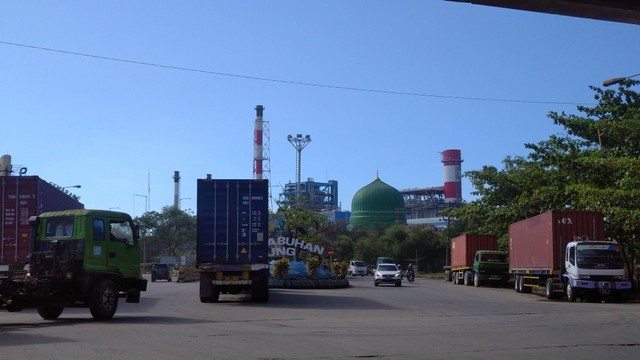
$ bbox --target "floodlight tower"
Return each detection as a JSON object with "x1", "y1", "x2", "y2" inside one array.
[{"x1": 287, "y1": 134, "x2": 311, "y2": 206}]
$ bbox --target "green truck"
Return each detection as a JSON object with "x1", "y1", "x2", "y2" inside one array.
[
  {"x1": 447, "y1": 234, "x2": 509, "y2": 287},
  {"x1": 0, "y1": 209, "x2": 147, "y2": 320}
]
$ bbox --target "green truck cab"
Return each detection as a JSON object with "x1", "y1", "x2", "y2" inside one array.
[
  {"x1": 0, "y1": 209, "x2": 147, "y2": 320},
  {"x1": 472, "y1": 250, "x2": 509, "y2": 287}
]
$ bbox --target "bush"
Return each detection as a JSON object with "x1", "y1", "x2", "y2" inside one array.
[
  {"x1": 306, "y1": 257, "x2": 321, "y2": 278},
  {"x1": 331, "y1": 260, "x2": 349, "y2": 279},
  {"x1": 273, "y1": 258, "x2": 290, "y2": 279}
]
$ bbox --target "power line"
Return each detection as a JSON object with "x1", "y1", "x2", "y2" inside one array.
[{"x1": 1, "y1": 40, "x2": 591, "y2": 106}]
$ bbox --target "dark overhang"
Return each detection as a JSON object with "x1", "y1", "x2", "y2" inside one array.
[{"x1": 447, "y1": 0, "x2": 640, "y2": 25}]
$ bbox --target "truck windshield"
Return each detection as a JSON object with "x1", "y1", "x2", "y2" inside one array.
[
  {"x1": 576, "y1": 244, "x2": 624, "y2": 269},
  {"x1": 480, "y1": 253, "x2": 507, "y2": 263},
  {"x1": 44, "y1": 217, "x2": 75, "y2": 239}
]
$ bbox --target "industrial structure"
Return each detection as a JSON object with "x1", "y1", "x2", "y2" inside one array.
[
  {"x1": 253, "y1": 105, "x2": 272, "y2": 207},
  {"x1": 278, "y1": 178, "x2": 339, "y2": 211},
  {"x1": 173, "y1": 170, "x2": 180, "y2": 209},
  {"x1": 401, "y1": 149, "x2": 463, "y2": 227},
  {"x1": 246, "y1": 106, "x2": 463, "y2": 227}
]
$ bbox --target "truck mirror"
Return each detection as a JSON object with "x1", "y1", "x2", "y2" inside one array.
[{"x1": 28, "y1": 216, "x2": 40, "y2": 227}]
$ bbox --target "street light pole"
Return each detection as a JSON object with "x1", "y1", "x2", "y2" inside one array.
[
  {"x1": 602, "y1": 73, "x2": 640, "y2": 87},
  {"x1": 287, "y1": 134, "x2": 311, "y2": 207},
  {"x1": 134, "y1": 193, "x2": 148, "y2": 215}
]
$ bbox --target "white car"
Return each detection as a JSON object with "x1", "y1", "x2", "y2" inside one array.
[
  {"x1": 374, "y1": 263, "x2": 402, "y2": 287},
  {"x1": 348, "y1": 260, "x2": 367, "y2": 277}
]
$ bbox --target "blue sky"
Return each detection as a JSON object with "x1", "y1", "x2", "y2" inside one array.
[{"x1": 1, "y1": 2, "x2": 638, "y2": 216}]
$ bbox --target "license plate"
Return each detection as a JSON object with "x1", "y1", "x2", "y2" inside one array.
[
  {"x1": 226, "y1": 276, "x2": 239, "y2": 281},
  {"x1": 599, "y1": 288, "x2": 611, "y2": 294}
]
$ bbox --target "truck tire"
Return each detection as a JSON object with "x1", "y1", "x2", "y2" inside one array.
[
  {"x1": 89, "y1": 279, "x2": 119, "y2": 321},
  {"x1": 464, "y1": 272, "x2": 472, "y2": 286},
  {"x1": 566, "y1": 283, "x2": 577, "y2": 302},
  {"x1": 251, "y1": 274, "x2": 269, "y2": 302},
  {"x1": 37, "y1": 305, "x2": 64, "y2": 320},
  {"x1": 545, "y1": 278, "x2": 556, "y2": 300},
  {"x1": 515, "y1": 275, "x2": 521, "y2": 292},
  {"x1": 473, "y1": 273, "x2": 480, "y2": 287},
  {"x1": 200, "y1": 287, "x2": 220, "y2": 303}
]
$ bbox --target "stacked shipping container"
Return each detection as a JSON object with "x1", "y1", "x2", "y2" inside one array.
[{"x1": 1, "y1": 176, "x2": 84, "y2": 272}]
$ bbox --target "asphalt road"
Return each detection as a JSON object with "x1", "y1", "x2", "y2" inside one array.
[{"x1": 1, "y1": 275, "x2": 639, "y2": 360}]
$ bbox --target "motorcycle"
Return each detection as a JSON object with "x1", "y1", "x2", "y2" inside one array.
[{"x1": 406, "y1": 271, "x2": 415, "y2": 283}]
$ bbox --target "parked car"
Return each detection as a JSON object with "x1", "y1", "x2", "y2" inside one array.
[
  {"x1": 348, "y1": 260, "x2": 367, "y2": 277},
  {"x1": 151, "y1": 263, "x2": 172, "y2": 282},
  {"x1": 374, "y1": 263, "x2": 402, "y2": 287}
]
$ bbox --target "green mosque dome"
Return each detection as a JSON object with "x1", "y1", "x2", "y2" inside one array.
[{"x1": 348, "y1": 176, "x2": 406, "y2": 230}]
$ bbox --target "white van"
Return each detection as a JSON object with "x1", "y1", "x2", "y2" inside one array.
[{"x1": 348, "y1": 260, "x2": 367, "y2": 277}]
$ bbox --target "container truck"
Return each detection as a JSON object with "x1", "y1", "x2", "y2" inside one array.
[
  {"x1": 0, "y1": 209, "x2": 147, "y2": 320},
  {"x1": 509, "y1": 210, "x2": 632, "y2": 302},
  {"x1": 448, "y1": 234, "x2": 509, "y2": 287},
  {"x1": 196, "y1": 177, "x2": 269, "y2": 303},
  {"x1": 1, "y1": 175, "x2": 84, "y2": 277}
]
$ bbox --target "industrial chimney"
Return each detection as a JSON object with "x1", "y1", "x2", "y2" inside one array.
[
  {"x1": 173, "y1": 171, "x2": 181, "y2": 208},
  {"x1": 253, "y1": 105, "x2": 265, "y2": 180},
  {"x1": 441, "y1": 149, "x2": 463, "y2": 203}
]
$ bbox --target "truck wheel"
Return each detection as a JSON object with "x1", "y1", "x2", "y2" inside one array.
[
  {"x1": 545, "y1": 279, "x2": 556, "y2": 300},
  {"x1": 566, "y1": 283, "x2": 577, "y2": 302},
  {"x1": 473, "y1": 273, "x2": 480, "y2": 287},
  {"x1": 251, "y1": 276, "x2": 269, "y2": 302},
  {"x1": 6, "y1": 302, "x2": 24, "y2": 312},
  {"x1": 37, "y1": 305, "x2": 64, "y2": 320},
  {"x1": 200, "y1": 293, "x2": 219, "y2": 303},
  {"x1": 89, "y1": 279, "x2": 119, "y2": 321},
  {"x1": 464, "y1": 272, "x2": 471, "y2": 286},
  {"x1": 515, "y1": 276, "x2": 521, "y2": 293}
]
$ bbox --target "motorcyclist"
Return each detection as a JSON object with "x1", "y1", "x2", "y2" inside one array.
[{"x1": 407, "y1": 264, "x2": 415, "y2": 282}]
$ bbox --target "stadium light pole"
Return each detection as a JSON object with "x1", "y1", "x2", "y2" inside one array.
[{"x1": 287, "y1": 134, "x2": 311, "y2": 207}]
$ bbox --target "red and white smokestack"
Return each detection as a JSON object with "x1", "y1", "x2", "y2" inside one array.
[
  {"x1": 442, "y1": 149, "x2": 463, "y2": 203},
  {"x1": 173, "y1": 171, "x2": 180, "y2": 208},
  {"x1": 253, "y1": 105, "x2": 264, "y2": 180}
]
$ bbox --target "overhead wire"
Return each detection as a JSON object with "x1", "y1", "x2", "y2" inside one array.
[{"x1": 0, "y1": 40, "x2": 591, "y2": 106}]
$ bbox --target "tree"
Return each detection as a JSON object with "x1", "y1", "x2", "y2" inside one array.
[
  {"x1": 136, "y1": 206, "x2": 197, "y2": 262},
  {"x1": 452, "y1": 80, "x2": 640, "y2": 279}
]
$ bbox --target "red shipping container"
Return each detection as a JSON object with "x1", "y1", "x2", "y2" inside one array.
[
  {"x1": 508, "y1": 211, "x2": 604, "y2": 271},
  {"x1": 450, "y1": 234, "x2": 498, "y2": 269},
  {"x1": 1, "y1": 176, "x2": 84, "y2": 270}
]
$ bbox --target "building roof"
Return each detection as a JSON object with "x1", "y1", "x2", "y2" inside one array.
[{"x1": 348, "y1": 176, "x2": 406, "y2": 230}]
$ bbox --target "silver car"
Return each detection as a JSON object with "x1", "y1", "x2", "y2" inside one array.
[{"x1": 374, "y1": 263, "x2": 402, "y2": 287}]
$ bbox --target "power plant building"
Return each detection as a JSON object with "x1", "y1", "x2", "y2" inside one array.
[{"x1": 279, "y1": 179, "x2": 339, "y2": 211}]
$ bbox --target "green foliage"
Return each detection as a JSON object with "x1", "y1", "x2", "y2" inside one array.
[
  {"x1": 135, "y1": 206, "x2": 196, "y2": 262},
  {"x1": 452, "y1": 80, "x2": 640, "y2": 279},
  {"x1": 306, "y1": 257, "x2": 321, "y2": 278},
  {"x1": 273, "y1": 258, "x2": 290, "y2": 279},
  {"x1": 331, "y1": 260, "x2": 349, "y2": 279}
]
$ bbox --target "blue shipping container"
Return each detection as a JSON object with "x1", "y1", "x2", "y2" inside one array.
[{"x1": 196, "y1": 178, "x2": 269, "y2": 266}]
